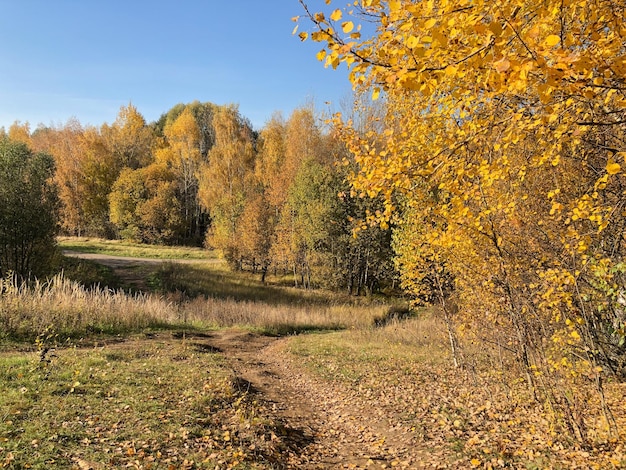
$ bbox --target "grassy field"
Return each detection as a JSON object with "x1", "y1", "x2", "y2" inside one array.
[
  {"x1": 57, "y1": 237, "x2": 216, "y2": 260},
  {"x1": 1, "y1": 239, "x2": 625, "y2": 468},
  {"x1": 0, "y1": 334, "x2": 287, "y2": 469}
]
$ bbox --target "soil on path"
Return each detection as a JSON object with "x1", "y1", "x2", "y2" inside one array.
[{"x1": 203, "y1": 329, "x2": 428, "y2": 469}]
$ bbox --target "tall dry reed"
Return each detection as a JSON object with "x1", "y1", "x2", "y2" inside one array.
[
  {"x1": 181, "y1": 296, "x2": 389, "y2": 333},
  {"x1": 0, "y1": 273, "x2": 392, "y2": 340},
  {"x1": 0, "y1": 274, "x2": 178, "y2": 339}
]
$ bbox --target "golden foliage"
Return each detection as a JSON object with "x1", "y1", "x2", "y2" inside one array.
[{"x1": 299, "y1": 0, "x2": 626, "y2": 440}]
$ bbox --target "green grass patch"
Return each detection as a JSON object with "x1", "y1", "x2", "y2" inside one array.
[
  {"x1": 152, "y1": 262, "x2": 338, "y2": 305},
  {"x1": 287, "y1": 320, "x2": 450, "y2": 383},
  {"x1": 54, "y1": 255, "x2": 123, "y2": 290},
  {"x1": 0, "y1": 335, "x2": 289, "y2": 469},
  {"x1": 58, "y1": 237, "x2": 217, "y2": 260}
]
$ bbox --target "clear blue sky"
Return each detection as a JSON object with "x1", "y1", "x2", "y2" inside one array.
[{"x1": 0, "y1": 1, "x2": 353, "y2": 131}]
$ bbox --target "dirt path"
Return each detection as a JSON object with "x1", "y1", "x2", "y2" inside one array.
[
  {"x1": 63, "y1": 250, "x2": 219, "y2": 291},
  {"x1": 203, "y1": 330, "x2": 426, "y2": 469},
  {"x1": 67, "y1": 251, "x2": 426, "y2": 468}
]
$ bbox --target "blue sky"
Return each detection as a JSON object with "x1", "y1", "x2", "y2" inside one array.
[{"x1": 0, "y1": 1, "x2": 354, "y2": 131}]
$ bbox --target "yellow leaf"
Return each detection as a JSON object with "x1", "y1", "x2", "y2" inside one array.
[
  {"x1": 388, "y1": 0, "x2": 401, "y2": 12},
  {"x1": 330, "y1": 9, "x2": 342, "y2": 21},
  {"x1": 489, "y1": 21, "x2": 503, "y2": 37},
  {"x1": 606, "y1": 162, "x2": 621, "y2": 175},
  {"x1": 372, "y1": 87, "x2": 381, "y2": 100},
  {"x1": 316, "y1": 49, "x2": 327, "y2": 61},
  {"x1": 342, "y1": 21, "x2": 354, "y2": 33},
  {"x1": 299, "y1": 31, "x2": 308, "y2": 41},
  {"x1": 424, "y1": 18, "x2": 437, "y2": 29},
  {"x1": 445, "y1": 64, "x2": 457, "y2": 76},
  {"x1": 470, "y1": 459, "x2": 481, "y2": 467},
  {"x1": 406, "y1": 36, "x2": 419, "y2": 48},
  {"x1": 570, "y1": 330, "x2": 581, "y2": 340},
  {"x1": 545, "y1": 35, "x2": 560, "y2": 47}
]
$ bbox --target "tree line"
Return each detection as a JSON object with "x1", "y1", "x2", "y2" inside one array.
[{"x1": 1, "y1": 102, "x2": 395, "y2": 294}]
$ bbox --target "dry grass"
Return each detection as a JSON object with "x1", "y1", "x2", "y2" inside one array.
[
  {"x1": 181, "y1": 296, "x2": 389, "y2": 335},
  {"x1": 0, "y1": 274, "x2": 178, "y2": 342},
  {"x1": 0, "y1": 272, "x2": 392, "y2": 343}
]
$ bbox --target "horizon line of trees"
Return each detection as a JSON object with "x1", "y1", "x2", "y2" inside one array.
[{"x1": 1, "y1": 101, "x2": 396, "y2": 294}]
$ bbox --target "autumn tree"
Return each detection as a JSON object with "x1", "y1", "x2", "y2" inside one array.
[
  {"x1": 327, "y1": 107, "x2": 397, "y2": 295},
  {"x1": 7, "y1": 121, "x2": 32, "y2": 147},
  {"x1": 78, "y1": 126, "x2": 120, "y2": 236},
  {"x1": 248, "y1": 104, "x2": 396, "y2": 291},
  {"x1": 237, "y1": 190, "x2": 274, "y2": 281},
  {"x1": 156, "y1": 105, "x2": 210, "y2": 244},
  {"x1": 261, "y1": 107, "x2": 325, "y2": 278},
  {"x1": 299, "y1": 0, "x2": 626, "y2": 438},
  {"x1": 101, "y1": 103, "x2": 154, "y2": 170},
  {"x1": 232, "y1": 113, "x2": 288, "y2": 277},
  {"x1": 31, "y1": 105, "x2": 155, "y2": 238},
  {"x1": 198, "y1": 105, "x2": 256, "y2": 266},
  {"x1": 33, "y1": 120, "x2": 84, "y2": 235},
  {"x1": 109, "y1": 164, "x2": 184, "y2": 244},
  {"x1": 255, "y1": 113, "x2": 287, "y2": 210},
  {"x1": 0, "y1": 138, "x2": 59, "y2": 278},
  {"x1": 154, "y1": 101, "x2": 218, "y2": 159}
]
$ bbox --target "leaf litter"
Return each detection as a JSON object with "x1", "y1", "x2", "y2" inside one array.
[{"x1": 1, "y1": 328, "x2": 625, "y2": 469}]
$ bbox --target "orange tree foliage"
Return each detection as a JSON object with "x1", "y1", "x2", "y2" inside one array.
[
  {"x1": 30, "y1": 120, "x2": 88, "y2": 235},
  {"x1": 34, "y1": 121, "x2": 119, "y2": 237},
  {"x1": 299, "y1": 0, "x2": 626, "y2": 438},
  {"x1": 28, "y1": 106, "x2": 156, "y2": 238},
  {"x1": 7, "y1": 121, "x2": 31, "y2": 146}
]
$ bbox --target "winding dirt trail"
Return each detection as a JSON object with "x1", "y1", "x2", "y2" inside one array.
[
  {"x1": 202, "y1": 330, "x2": 426, "y2": 469},
  {"x1": 67, "y1": 251, "x2": 427, "y2": 468}
]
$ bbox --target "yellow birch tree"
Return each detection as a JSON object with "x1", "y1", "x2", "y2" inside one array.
[{"x1": 299, "y1": 0, "x2": 626, "y2": 438}]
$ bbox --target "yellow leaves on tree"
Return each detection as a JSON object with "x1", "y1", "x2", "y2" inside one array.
[
  {"x1": 330, "y1": 9, "x2": 341, "y2": 21},
  {"x1": 101, "y1": 103, "x2": 154, "y2": 170},
  {"x1": 109, "y1": 164, "x2": 184, "y2": 244},
  {"x1": 299, "y1": 0, "x2": 626, "y2": 438},
  {"x1": 197, "y1": 105, "x2": 256, "y2": 264},
  {"x1": 158, "y1": 107, "x2": 202, "y2": 171}
]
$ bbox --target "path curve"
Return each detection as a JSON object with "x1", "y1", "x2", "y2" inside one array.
[
  {"x1": 65, "y1": 250, "x2": 427, "y2": 467},
  {"x1": 202, "y1": 330, "x2": 427, "y2": 469},
  {"x1": 63, "y1": 250, "x2": 221, "y2": 291}
]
